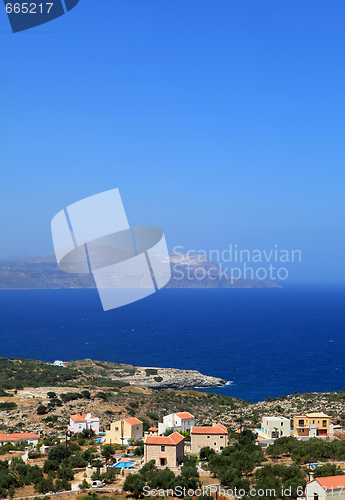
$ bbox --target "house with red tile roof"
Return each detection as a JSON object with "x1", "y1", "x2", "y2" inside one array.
[
  {"x1": 306, "y1": 476, "x2": 345, "y2": 500},
  {"x1": 147, "y1": 426, "x2": 158, "y2": 436},
  {"x1": 0, "y1": 433, "x2": 39, "y2": 446},
  {"x1": 158, "y1": 412, "x2": 195, "y2": 435},
  {"x1": 144, "y1": 431, "x2": 184, "y2": 467},
  {"x1": 69, "y1": 413, "x2": 99, "y2": 435},
  {"x1": 191, "y1": 424, "x2": 228, "y2": 455},
  {"x1": 106, "y1": 417, "x2": 143, "y2": 445}
]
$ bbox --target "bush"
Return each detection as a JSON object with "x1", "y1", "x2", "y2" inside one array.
[
  {"x1": 43, "y1": 459, "x2": 59, "y2": 473},
  {"x1": 79, "y1": 479, "x2": 90, "y2": 490},
  {"x1": 68, "y1": 453, "x2": 88, "y2": 468},
  {"x1": 145, "y1": 369, "x2": 158, "y2": 376},
  {"x1": 48, "y1": 444, "x2": 70, "y2": 463},
  {"x1": 69, "y1": 442, "x2": 81, "y2": 454},
  {"x1": 0, "y1": 402, "x2": 17, "y2": 410},
  {"x1": 200, "y1": 446, "x2": 216, "y2": 460},
  {"x1": 101, "y1": 444, "x2": 115, "y2": 458},
  {"x1": 57, "y1": 466, "x2": 75, "y2": 481},
  {"x1": 146, "y1": 411, "x2": 159, "y2": 421},
  {"x1": 60, "y1": 392, "x2": 83, "y2": 403},
  {"x1": 37, "y1": 405, "x2": 48, "y2": 415}
]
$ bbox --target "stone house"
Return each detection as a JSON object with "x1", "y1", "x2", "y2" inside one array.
[
  {"x1": 190, "y1": 424, "x2": 228, "y2": 455},
  {"x1": 144, "y1": 431, "x2": 184, "y2": 467}
]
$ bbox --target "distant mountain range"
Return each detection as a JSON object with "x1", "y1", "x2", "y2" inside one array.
[{"x1": 0, "y1": 252, "x2": 280, "y2": 289}]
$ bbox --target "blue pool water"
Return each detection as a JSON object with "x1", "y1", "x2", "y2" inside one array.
[{"x1": 113, "y1": 462, "x2": 136, "y2": 468}]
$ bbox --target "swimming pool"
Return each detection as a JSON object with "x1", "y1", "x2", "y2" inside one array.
[{"x1": 113, "y1": 462, "x2": 136, "y2": 468}]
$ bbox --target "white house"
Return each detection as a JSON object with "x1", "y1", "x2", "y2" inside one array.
[
  {"x1": 0, "y1": 433, "x2": 39, "y2": 446},
  {"x1": 53, "y1": 360, "x2": 65, "y2": 367},
  {"x1": 261, "y1": 416, "x2": 290, "y2": 439},
  {"x1": 69, "y1": 413, "x2": 100, "y2": 435},
  {"x1": 158, "y1": 412, "x2": 195, "y2": 435},
  {"x1": 306, "y1": 476, "x2": 345, "y2": 500}
]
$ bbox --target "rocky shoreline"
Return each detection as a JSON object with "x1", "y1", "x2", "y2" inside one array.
[
  {"x1": 66, "y1": 359, "x2": 226, "y2": 390},
  {"x1": 127, "y1": 367, "x2": 226, "y2": 390}
]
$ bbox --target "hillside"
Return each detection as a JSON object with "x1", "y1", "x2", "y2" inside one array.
[{"x1": 1, "y1": 358, "x2": 345, "y2": 439}]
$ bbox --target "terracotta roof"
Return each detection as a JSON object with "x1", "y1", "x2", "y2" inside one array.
[
  {"x1": 148, "y1": 427, "x2": 158, "y2": 431},
  {"x1": 70, "y1": 413, "x2": 96, "y2": 422},
  {"x1": 175, "y1": 412, "x2": 194, "y2": 420},
  {"x1": 312, "y1": 476, "x2": 345, "y2": 490},
  {"x1": 0, "y1": 433, "x2": 39, "y2": 442},
  {"x1": 125, "y1": 418, "x2": 142, "y2": 426},
  {"x1": 191, "y1": 424, "x2": 228, "y2": 435},
  {"x1": 145, "y1": 431, "x2": 184, "y2": 446}
]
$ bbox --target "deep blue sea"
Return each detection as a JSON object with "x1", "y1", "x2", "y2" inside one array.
[{"x1": 0, "y1": 285, "x2": 344, "y2": 403}]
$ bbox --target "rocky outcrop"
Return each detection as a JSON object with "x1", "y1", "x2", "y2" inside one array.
[
  {"x1": 126, "y1": 367, "x2": 226, "y2": 389},
  {"x1": 67, "y1": 359, "x2": 226, "y2": 390}
]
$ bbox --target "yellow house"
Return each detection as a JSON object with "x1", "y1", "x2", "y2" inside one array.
[
  {"x1": 293, "y1": 413, "x2": 332, "y2": 438},
  {"x1": 106, "y1": 417, "x2": 143, "y2": 445}
]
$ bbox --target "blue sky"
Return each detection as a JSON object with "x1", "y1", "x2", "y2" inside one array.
[{"x1": 0, "y1": 0, "x2": 344, "y2": 282}]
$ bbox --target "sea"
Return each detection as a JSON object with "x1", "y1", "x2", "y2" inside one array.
[{"x1": 0, "y1": 285, "x2": 344, "y2": 403}]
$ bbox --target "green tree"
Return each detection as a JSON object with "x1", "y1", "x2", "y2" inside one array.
[
  {"x1": 101, "y1": 444, "x2": 115, "y2": 458},
  {"x1": 123, "y1": 473, "x2": 145, "y2": 498}
]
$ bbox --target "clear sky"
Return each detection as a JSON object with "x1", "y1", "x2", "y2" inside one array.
[{"x1": 0, "y1": 0, "x2": 344, "y2": 283}]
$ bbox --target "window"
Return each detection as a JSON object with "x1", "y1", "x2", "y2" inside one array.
[
  {"x1": 220, "y1": 446, "x2": 223, "y2": 450},
  {"x1": 214, "y1": 442, "x2": 216, "y2": 446},
  {"x1": 298, "y1": 420, "x2": 304, "y2": 427},
  {"x1": 161, "y1": 446, "x2": 165, "y2": 452},
  {"x1": 281, "y1": 422, "x2": 283, "y2": 426},
  {"x1": 207, "y1": 435, "x2": 210, "y2": 438},
  {"x1": 312, "y1": 420, "x2": 315, "y2": 424},
  {"x1": 322, "y1": 420, "x2": 327, "y2": 427},
  {"x1": 220, "y1": 436, "x2": 223, "y2": 438},
  {"x1": 115, "y1": 427, "x2": 118, "y2": 431}
]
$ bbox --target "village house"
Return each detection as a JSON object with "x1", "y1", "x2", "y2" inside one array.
[
  {"x1": 261, "y1": 416, "x2": 290, "y2": 439},
  {"x1": 147, "y1": 426, "x2": 158, "y2": 436},
  {"x1": 190, "y1": 424, "x2": 228, "y2": 455},
  {"x1": 144, "y1": 431, "x2": 184, "y2": 467},
  {"x1": 0, "y1": 433, "x2": 39, "y2": 446},
  {"x1": 306, "y1": 476, "x2": 345, "y2": 500},
  {"x1": 293, "y1": 413, "x2": 333, "y2": 439},
  {"x1": 106, "y1": 417, "x2": 143, "y2": 445},
  {"x1": 158, "y1": 412, "x2": 195, "y2": 435},
  {"x1": 69, "y1": 413, "x2": 100, "y2": 435}
]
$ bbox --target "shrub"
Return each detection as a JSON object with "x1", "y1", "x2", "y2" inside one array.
[
  {"x1": 145, "y1": 369, "x2": 158, "y2": 376},
  {"x1": 37, "y1": 405, "x2": 48, "y2": 415},
  {"x1": 0, "y1": 402, "x2": 17, "y2": 410},
  {"x1": 79, "y1": 479, "x2": 90, "y2": 490},
  {"x1": 146, "y1": 411, "x2": 159, "y2": 421}
]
